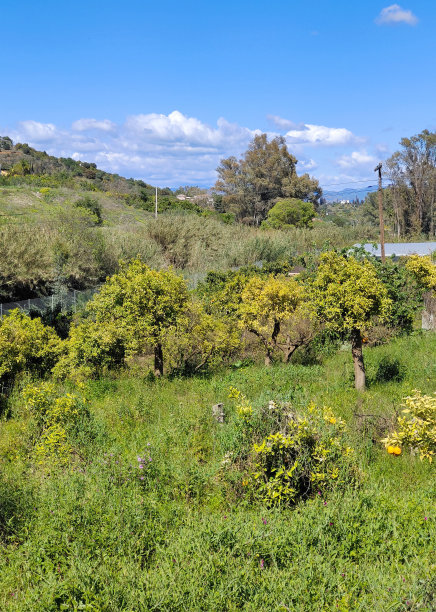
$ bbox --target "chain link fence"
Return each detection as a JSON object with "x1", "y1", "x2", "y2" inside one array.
[{"x1": 0, "y1": 287, "x2": 99, "y2": 318}]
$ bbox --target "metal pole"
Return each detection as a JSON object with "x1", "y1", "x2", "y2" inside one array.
[
  {"x1": 155, "y1": 186, "x2": 158, "y2": 219},
  {"x1": 374, "y1": 163, "x2": 386, "y2": 263}
]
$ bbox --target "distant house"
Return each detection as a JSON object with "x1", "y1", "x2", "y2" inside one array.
[{"x1": 340, "y1": 199, "x2": 350, "y2": 204}]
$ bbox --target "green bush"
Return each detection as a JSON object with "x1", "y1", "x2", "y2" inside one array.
[
  {"x1": 74, "y1": 195, "x2": 103, "y2": 225},
  {"x1": 250, "y1": 402, "x2": 358, "y2": 506},
  {"x1": 375, "y1": 356, "x2": 406, "y2": 383},
  {"x1": 262, "y1": 198, "x2": 316, "y2": 229},
  {"x1": 53, "y1": 319, "x2": 126, "y2": 380},
  {"x1": 0, "y1": 310, "x2": 62, "y2": 384}
]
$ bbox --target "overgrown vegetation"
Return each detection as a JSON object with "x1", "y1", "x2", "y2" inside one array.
[
  {"x1": 0, "y1": 331, "x2": 434, "y2": 610},
  {"x1": 0, "y1": 131, "x2": 435, "y2": 610}
]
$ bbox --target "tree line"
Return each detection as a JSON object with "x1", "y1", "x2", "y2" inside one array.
[{"x1": 0, "y1": 251, "x2": 431, "y2": 394}]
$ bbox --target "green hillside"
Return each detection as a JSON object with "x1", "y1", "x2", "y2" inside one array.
[{"x1": 0, "y1": 140, "x2": 379, "y2": 301}]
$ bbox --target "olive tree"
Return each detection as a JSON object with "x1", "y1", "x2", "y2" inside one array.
[{"x1": 311, "y1": 252, "x2": 391, "y2": 391}]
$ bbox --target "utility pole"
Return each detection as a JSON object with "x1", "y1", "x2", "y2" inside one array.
[
  {"x1": 374, "y1": 163, "x2": 386, "y2": 263},
  {"x1": 155, "y1": 186, "x2": 158, "y2": 219}
]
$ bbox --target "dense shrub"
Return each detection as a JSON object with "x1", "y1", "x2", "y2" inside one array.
[
  {"x1": 74, "y1": 195, "x2": 103, "y2": 225},
  {"x1": 262, "y1": 198, "x2": 316, "y2": 229},
  {"x1": 249, "y1": 402, "x2": 358, "y2": 506},
  {"x1": 53, "y1": 319, "x2": 126, "y2": 380},
  {"x1": 375, "y1": 356, "x2": 406, "y2": 383},
  {"x1": 22, "y1": 382, "x2": 89, "y2": 466},
  {"x1": 0, "y1": 310, "x2": 62, "y2": 383}
]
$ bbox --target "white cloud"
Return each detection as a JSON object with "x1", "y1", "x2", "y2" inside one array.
[
  {"x1": 8, "y1": 111, "x2": 364, "y2": 186},
  {"x1": 72, "y1": 118, "x2": 117, "y2": 132},
  {"x1": 124, "y1": 111, "x2": 257, "y2": 149},
  {"x1": 17, "y1": 120, "x2": 60, "y2": 142},
  {"x1": 299, "y1": 158, "x2": 318, "y2": 171},
  {"x1": 376, "y1": 4, "x2": 418, "y2": 26},
  {"x1": 286, "y1": 123, "x2": 357, "y2": 146},
  {"x1": 267, "y1": 115, "x2": 304, "y2": 130},
  {"x1": 337, "y1": 150, "x2": 377, "y2": 168}
]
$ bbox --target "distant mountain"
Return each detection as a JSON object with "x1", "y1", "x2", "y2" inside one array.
[{"x1": 322, "y1": 186, "x2": 379, "y2": 203}]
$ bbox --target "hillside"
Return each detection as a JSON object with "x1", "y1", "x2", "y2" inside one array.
[{"x1": 0, "y1": 139, "x2": 380, "y2": 302}]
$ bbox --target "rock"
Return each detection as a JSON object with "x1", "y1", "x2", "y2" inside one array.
[{"x1": 212, "y1": 403, "x2": 225, "y2": 423}]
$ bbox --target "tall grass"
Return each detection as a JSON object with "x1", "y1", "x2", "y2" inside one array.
[{"x1": 0, "y1": 332, "x2": 434, "y2": 610}]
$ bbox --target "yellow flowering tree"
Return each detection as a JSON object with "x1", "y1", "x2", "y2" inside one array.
[
  {"x1": 311, "y1": 252, "x2": 391, "y2": 391},
  {"x1": 87, "y1": 259, "x2": 188, "y2": 376},
  {"x1": 405, "y1": 255, "x2": 436, "y2": 293},
  {"x1": 238, "y1": 274, "x2": 312, "y2": 365}
]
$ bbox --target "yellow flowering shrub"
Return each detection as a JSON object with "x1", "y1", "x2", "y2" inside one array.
[
  {"x1": 228, "y1": 386, "x2": 253, "y2": 422},
  {"x1": 405, "y1": 255, "x2": 436, "y2": 292},
  {"x1": 250, "y1": 402, "x2": 357, "y2": 506},
  {"x1": 21, "y1": 382, "x2": 87, "y2": 467},
  {"x1": 34, "y1": 424, "x2": 72, "y2": 466},
  {"x1": 381, "y1": 390, "x2": 436, "y2": 462}
]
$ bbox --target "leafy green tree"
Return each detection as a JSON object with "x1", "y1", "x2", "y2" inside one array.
[
  {"x1": 262, "y1": 198, "x2": 316, "y2": 229},
  {"x1": 214, "y1": 134, "x2": 321, "y2": 224},
  {"x1": 87, "y1": 259, "x2": 188, "y2": 376},
  {"x1": 386, "y1": 129, "x2": 436, "y2": 236},
  {"x1": 238, "y1": 274, "x2": 312, "y2": 365},
  {"x1": 311, "y1": 252, "x2": 391, "y2": 390}
]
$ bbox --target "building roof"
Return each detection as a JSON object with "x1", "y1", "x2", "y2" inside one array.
[{"x1": 358, "y1": 242, "x2": 436, "y2": 258}]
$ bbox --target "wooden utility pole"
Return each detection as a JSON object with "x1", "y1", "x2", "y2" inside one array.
[
  {"x1": 155, "y1": 186, "x2": 158, "y2": 219},
  {"x1": 374, "y1": 163, "x2": 386, "y2": 263}
]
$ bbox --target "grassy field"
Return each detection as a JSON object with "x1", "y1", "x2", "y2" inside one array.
[{"x1": 0, "y1": 331, "x2": 435, "y2": 610}]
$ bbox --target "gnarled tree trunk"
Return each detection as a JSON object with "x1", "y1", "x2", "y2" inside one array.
[
  {"x1": 154, "y1": 342, "x2": 164, "y2": 377},
  {"x1": 350, "y1": 329, "x2": 365, "y2": 391}
]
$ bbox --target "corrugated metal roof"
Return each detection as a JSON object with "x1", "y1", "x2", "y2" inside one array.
[{"x1": 357, "y1": 242, "x2": 436, "y2": 257}]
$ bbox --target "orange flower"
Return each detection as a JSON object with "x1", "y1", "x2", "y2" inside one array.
[{"x1": 387, "y1": 445, "x2": 401, "y2": 455}]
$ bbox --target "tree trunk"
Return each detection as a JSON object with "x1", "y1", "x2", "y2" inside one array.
[
  {"x1": 285, "y1": 345, "x2": 298, "y2": 362},
  {"x1": 154, "y1": 343, "x2": 164, "y2": 377},
  {"x1": 350, "y1": 329, "x2": 365, "y2": 391}
]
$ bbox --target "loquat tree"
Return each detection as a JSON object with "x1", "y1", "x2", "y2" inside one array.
[{"x1": 311, "y1": 252, "x2": 391, "y2": 391}]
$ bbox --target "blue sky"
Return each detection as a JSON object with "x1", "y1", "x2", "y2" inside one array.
[{"x1": 1, "y1": 1, "x2": 435, "y2": 189}]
